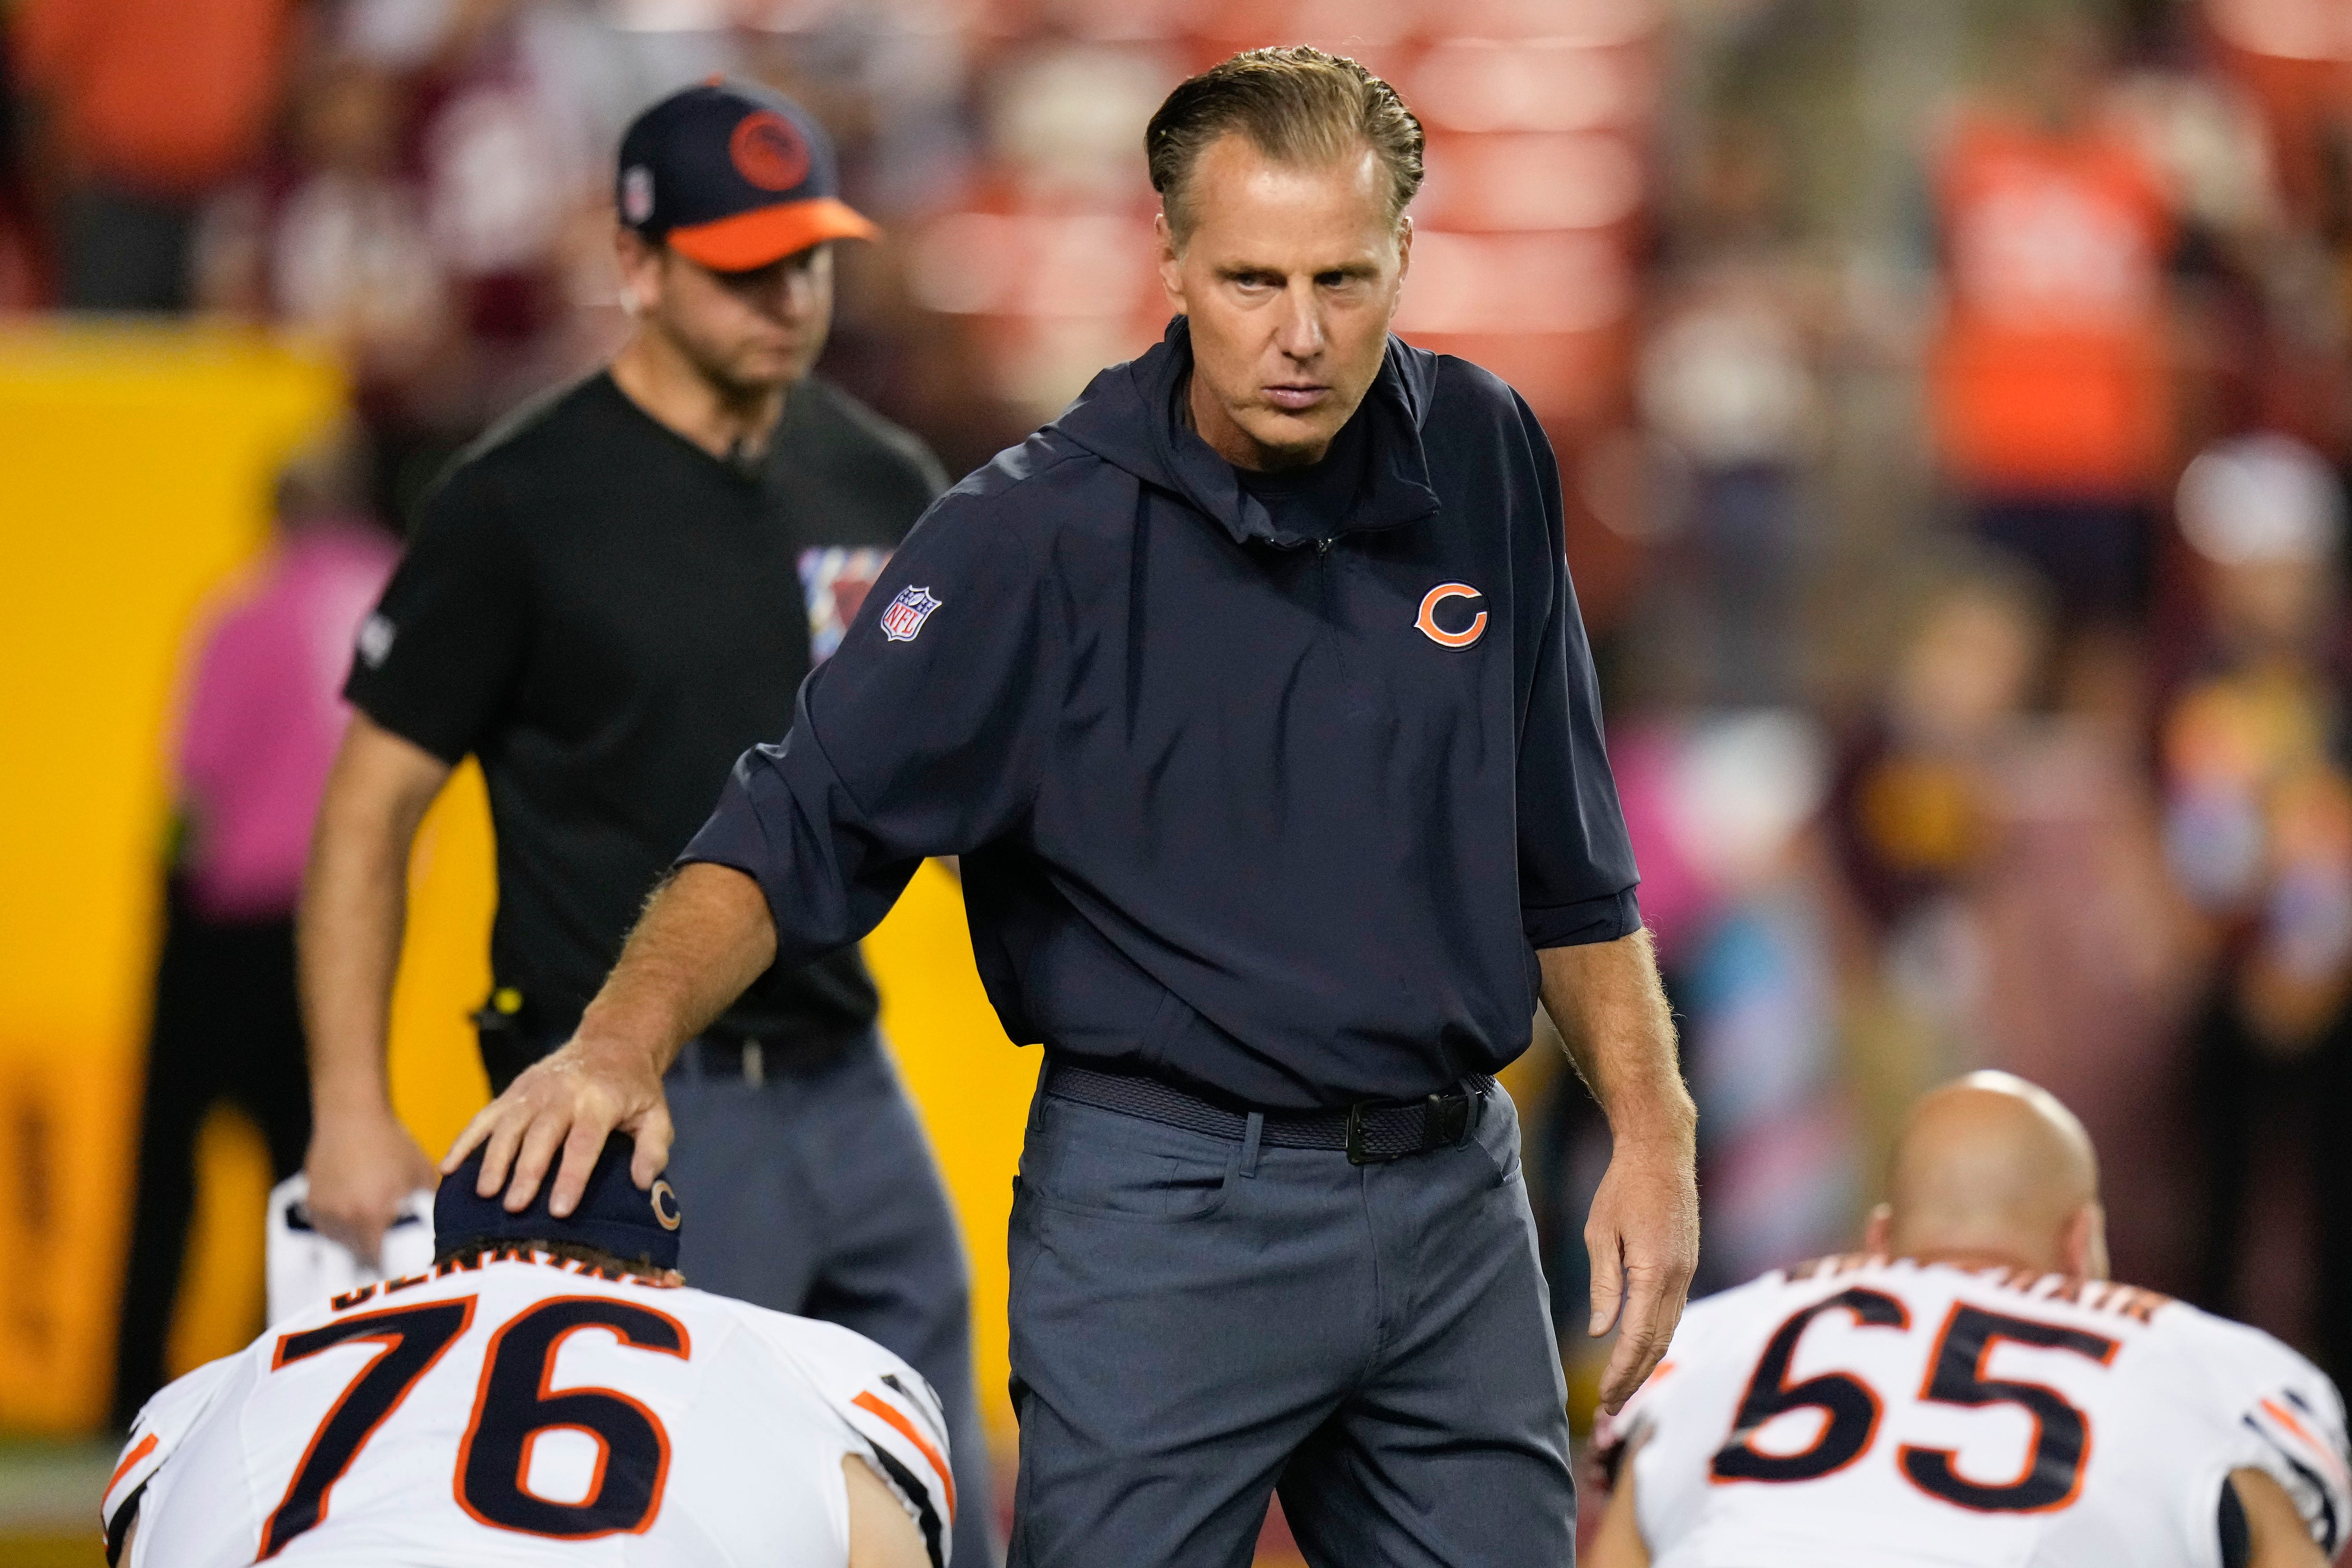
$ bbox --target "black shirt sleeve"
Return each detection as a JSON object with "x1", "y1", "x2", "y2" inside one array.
[
  {"x1": 342, "y1": 461, "x2": 532, "y2": 765},
  {"x1": 680, "y1": 491, "x2": 1060, "y2": 965},
  {"x1": 1511, "y1": 396, "x2": 1642, "y2": 949}
]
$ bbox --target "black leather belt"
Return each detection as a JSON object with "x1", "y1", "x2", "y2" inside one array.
[{"x1": 1042, "y1": 1061, "x2": 1489, "y2": 1164}]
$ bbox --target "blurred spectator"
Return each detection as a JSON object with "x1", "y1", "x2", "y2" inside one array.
[
  {"x1": 11, "y1": 0, "x2": 295, "y2": 309},
  {"x1": 2162, "y1": 430, "x2": 2352, "y2": 1376},
  {"x1": 188, "y1": 2, "x2": 766, "y2": 520},
  {"x1": 1830, "y1": 566, "x2": 2054, "y2": 1047},
  {"x1": 1652, "y1": 712, "x2": 1851, "y2": 1292},
  {"x1": 111, "y1": 433, "x2": 396, "y2": 1426},
  {"x1": 901, "y1": 36, "x2": 1176, "y2": 448},
  {"x1": 1829, "y1": 561, "x2": 2201, "y2": 1288},
  {"x1": 1538, "y1": 705, "x2": 1850, "y2": 1337},
  {"x1": 194, "y1": 58, "x2": 453, "y2": 408},
  {"x1": 2106, "y1": 64, "x2": 2315, "y2": 457},
  {"x1": 1639, "y1": 128, "x2": 1824, "y2": 706},
  {"x1": 1927, "y1": 11, "x2": 2176, "y2": 629}
]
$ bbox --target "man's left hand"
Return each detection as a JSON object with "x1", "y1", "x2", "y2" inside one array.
[
  {"x1": 1585, "y1": 1131, "x2": 1699, "y2": 1414},
  {"x1": 1537, "y1": 931, "x2": 1699, "y2": 1415}
]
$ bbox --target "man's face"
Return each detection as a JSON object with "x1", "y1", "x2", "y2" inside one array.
[
  {"x1": 619, "y1": 231, "x2": 834, "y2": 395},
  {"x1": 1157, "y1": 135, "x2": 1410, "y2": 470}
]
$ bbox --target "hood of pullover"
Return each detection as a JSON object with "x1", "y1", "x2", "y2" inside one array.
[{"x1": 1048, "y1": 316, "x2": 1443, "y2": 551}]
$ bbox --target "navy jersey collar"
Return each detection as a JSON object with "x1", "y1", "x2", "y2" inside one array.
[{"x1": 1053, "y1": 316, "x2": 1442, "y2": 549}]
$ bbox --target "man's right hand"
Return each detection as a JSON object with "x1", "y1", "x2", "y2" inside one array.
[
  {"x1": 304, "y1": 1108, "x2": 438, "y2": 1266},
  {"x1": 442, "y1": 1037, "x2": 675, "y2": 1218},
  {"x1": 439, "y1": 862, "x2": 772, "y2": 1217}
]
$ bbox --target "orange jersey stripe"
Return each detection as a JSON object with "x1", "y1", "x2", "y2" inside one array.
[
  {"x1": 2261, "y1": 1397, "x2": 2351, "y2": 1488},
  {"x1": 106, "y1": 1433, "x2": 159, "y2": 1497},
  {"x1": 853, "y1": 1390, "x2": 955, "y2": 1518}
]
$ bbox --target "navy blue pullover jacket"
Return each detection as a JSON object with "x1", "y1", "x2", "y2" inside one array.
[{"x1": 682, "y1": 319, "x2": 1640, "y2": 1109}]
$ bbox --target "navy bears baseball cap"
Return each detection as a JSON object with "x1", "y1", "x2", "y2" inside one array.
[
  {"x1": 616, "y1": 79, "x2": 877, "y2": 271},
  {"x1": 435, "y1": 1134, "x2": 684, "y2": 1271}
]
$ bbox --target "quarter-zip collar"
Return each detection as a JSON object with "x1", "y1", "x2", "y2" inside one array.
[{"x1": 1051, "y1": 316, "x2": 1443, "y2": 549}]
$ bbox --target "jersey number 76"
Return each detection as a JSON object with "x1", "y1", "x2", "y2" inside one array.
[
  {"x1": 257, "y1": 1294, "x2": 688, "y2": 1558},
  {"x1": 1709, "y1": 1287, "x2": 2120, "y2": 1513}
]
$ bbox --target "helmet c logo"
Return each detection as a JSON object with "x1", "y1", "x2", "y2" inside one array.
[
  {"x1": 1416, "y1": 583, "x2": 1487, "y2": 648},
  {"x1": 650, "y1": 1180, "x2": 682, "y2": 1231}
]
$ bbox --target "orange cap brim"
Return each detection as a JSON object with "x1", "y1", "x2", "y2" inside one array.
[{"x1": 666, "y1": 197, "x2": 879, "y2": 271}]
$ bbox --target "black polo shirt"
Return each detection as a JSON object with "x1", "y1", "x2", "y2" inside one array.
[{"x1": 346, "y1": 370, "x2": 947, "y2": 1064}]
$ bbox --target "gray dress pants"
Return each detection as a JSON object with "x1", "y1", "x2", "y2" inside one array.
[
  {"x1": 663, "y1": 1032, "x2": 996, "y2": 1567},
  {"x1": 1007, "y1": 1075, "x2": 1576, "y2": 1566}
]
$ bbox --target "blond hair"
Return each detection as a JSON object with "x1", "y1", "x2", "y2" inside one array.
[{"x1": 1145, "y1": 46, "x2": 1424, "y2": 244}]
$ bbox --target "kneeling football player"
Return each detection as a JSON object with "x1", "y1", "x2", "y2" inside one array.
[
  {"x1": 103, "y1": 1136, "x2": 953, "y2": 1568},
  {"x1": 1588, "y1": 1072, "x2": 2348, "y2": 1568}
]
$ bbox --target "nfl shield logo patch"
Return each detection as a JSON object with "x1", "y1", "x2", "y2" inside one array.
[{"x1": 880, "y1": 584, "x2": 942, "y2": 642}]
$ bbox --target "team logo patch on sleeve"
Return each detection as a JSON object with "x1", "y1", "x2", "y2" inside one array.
[{"x1": 880, "y1": 585, "x2": 942, "y2": 642}]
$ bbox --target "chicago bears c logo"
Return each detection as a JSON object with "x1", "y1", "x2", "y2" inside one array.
[
  {"x1": 1416, "y1": 583, "x2": 1486, "y2": 648},
  {"x1": 650, "y1": 1180, "x2": 682, "y2": 1231},
  {"x1": 729, "y1": 110, "x2": 809, "y2": 191}
]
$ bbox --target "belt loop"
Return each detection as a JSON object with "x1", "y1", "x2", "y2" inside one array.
[
  {"x1": 743, "y1": 1039, "x2": 765, "y2": 1089},
  {"x1": 1240, "y1": 1111, "x2": 1264, "y2": 1178}
]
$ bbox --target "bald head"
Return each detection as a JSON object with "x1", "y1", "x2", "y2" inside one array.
[{"x1": 1867, "y1": 1072, "x2": 2108, "y2": 1279}]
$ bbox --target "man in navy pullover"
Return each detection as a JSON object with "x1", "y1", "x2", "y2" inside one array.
[{"x1": 452, "y1": 47, "x2": 1698, "y2": 1564}]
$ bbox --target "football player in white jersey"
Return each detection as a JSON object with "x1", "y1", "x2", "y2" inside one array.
[
  {"x1": 1588, "y1": 1072, "x2": 2349, "y2": 1568},
  {"x1": 101, "y1": 1136, "x2": 953, "y2": 1568}
]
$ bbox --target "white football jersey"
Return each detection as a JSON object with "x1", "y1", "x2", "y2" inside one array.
[
  {"x1": 1599, "y1": 1256, "x2": 2350, "y2": 1568},
  {"x1": 102, "y1": 1248, "x2": 956, "y2": 1568}
]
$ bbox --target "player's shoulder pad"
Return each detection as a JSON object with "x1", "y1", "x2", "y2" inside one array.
[
  {"x1": 2148, "y1": 1298, "x2": 2352, "y2": 1553},
  {"x1": 102, "y1": 1354, "x2": 244, "y2": 1564},
  {"x1": 722, "y1": 1304, "x2": 956, "y2": 1567},
  {"x1": 839, "y1": 1363, "x2": 956, "y2": 1568},
  {"x1": 2144, "y1": 1293, "x2": 2341, "y2": 1404}
]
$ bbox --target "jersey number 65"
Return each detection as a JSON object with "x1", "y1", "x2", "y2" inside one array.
[{"x1": 1710, "y1": 1287, "x2": 2120, "y2": 1514}]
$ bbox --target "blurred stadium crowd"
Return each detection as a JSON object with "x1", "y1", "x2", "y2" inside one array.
[{"x1": 7, "y1": 0, "x2": 2352, "y2": 1412}]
